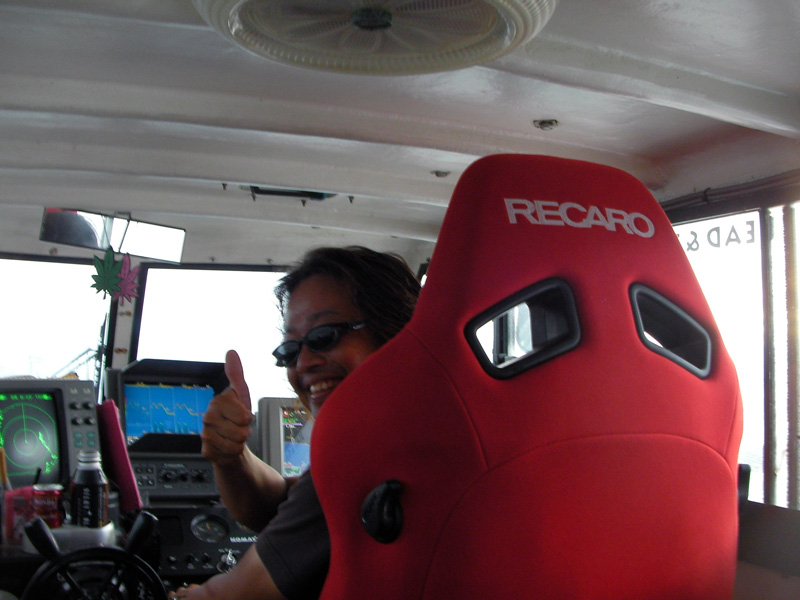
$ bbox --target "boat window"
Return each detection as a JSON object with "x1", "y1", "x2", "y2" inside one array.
[
  {"x1": 0, "y1": 257, "x2": 109, "y2": 389},
  {"x1": 673, "y1": 212, "x2": 770, "y2": 505},
  {"x1": 132, "y1": 265, "x2": 294, "y2": 401}
]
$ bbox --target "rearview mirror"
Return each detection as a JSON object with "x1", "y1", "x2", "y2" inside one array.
[{"x1": 40, "y1": 208, "x2": 185, "y2": 263}]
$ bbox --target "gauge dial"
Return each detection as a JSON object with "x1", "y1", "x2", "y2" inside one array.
[{"x1": 190, "y1": 514, "x2": 229, "y2": 543}]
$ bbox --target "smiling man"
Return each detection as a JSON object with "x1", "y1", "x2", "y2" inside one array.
[{"x1": 170, "y1": 246, "x2": 420, "y2": 600}]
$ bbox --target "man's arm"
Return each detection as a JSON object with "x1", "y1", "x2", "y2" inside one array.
[
  {"x1": 200, "y1": 350, "x2": 292, "y2": 531},
  {"x1": 210, "y1": 444, "x2": 291, "y2": 531}
]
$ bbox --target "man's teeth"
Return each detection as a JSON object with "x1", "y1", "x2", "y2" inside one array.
[{"x1": 309, "y1": 380, "x2": 337, "y2": 394}]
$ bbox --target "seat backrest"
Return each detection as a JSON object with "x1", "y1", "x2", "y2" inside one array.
[{"x1": 311, "y1": 154, "x2": 743, "y2": 599}]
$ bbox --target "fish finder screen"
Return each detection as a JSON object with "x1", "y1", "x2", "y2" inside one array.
[
  {"x1": 0, "y1": 390, "x2": 61, "y2": 487},
  {"x1": 124, "y1": 383, "x2": 214, "y2": 445}
]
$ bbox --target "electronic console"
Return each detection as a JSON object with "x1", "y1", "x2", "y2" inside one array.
[{"x1": 0, "y1": 379, "x2": 99, "y2": 490}]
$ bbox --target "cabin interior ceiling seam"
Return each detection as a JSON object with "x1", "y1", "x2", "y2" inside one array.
[{"x1": 0, "y1": 0, "x2": 798, "y2": 266}]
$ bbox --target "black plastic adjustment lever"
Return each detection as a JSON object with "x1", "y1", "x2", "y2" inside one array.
[
  {"x1": 24, "y1": 517, "x2": 61, "y2": 561},
  {"x1": 361, "y1": 479, "x2": 404, "y2": 544},
  {"x1": 125, "y1": 510, "x2": 159, "y2": 554}
]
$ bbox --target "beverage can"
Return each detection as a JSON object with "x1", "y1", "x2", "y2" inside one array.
[
  {"x1": 4, "y1": 486, "x2": 34, "y2": 545},
  {"x1": 33, "y1": 483, "x2": 63, "y2": 529},
  {"x1": 70, "y1": 449, "x2": 109, "y2": 528}
]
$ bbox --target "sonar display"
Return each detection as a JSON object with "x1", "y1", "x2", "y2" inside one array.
[{"x1": 124, "y1": 383, "x2": 214, "y2": 444}]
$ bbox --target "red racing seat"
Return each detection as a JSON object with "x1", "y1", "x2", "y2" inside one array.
[{"x1": 312, "y1": 154, "x2": 743, "y2": 599}]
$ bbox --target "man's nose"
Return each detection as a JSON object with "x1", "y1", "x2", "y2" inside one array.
[{"x1": 294, "y1": 343, "x2": 325, "y2": 371}]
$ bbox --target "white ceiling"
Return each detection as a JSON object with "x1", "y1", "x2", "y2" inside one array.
[{"x1": 0, "y1": 0, "x2": 798, "y2": 268}]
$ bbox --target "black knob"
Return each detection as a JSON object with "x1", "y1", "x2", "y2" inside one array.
[
  {"x1": 361, "y1": 480, "x2": 404, "y2": 544},
  {"x1": 125, "y1": 510, "x2": 158, "y2": 554},
  {"x1": 24, "y1": 518, "x2": 61, "y2": 561}
]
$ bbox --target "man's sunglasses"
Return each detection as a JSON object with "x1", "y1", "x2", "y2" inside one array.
[{"x1": 272, "y1": 321, "x2": 367, "y2": 367}]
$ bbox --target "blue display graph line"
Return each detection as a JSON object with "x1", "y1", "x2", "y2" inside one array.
[{"x1": 124, "y1": 384, "x2": 214, "y2": 442}]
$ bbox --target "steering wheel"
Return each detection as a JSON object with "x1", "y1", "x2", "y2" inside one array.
[{"x1": 21, "y1": 512, "x2": 167, "y2": 600}]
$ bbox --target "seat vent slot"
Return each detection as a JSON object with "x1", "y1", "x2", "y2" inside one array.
[
  {"x1": 466, "y1": 278, "x2": 581, "y2": 379},
  {"x1": 630, "y1": 284, "x2": 712, "y2": 378}
]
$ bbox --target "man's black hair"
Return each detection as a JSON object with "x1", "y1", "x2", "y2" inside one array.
[{"x1": 275, "y1": 246, "x2": 420, "y2": 346}]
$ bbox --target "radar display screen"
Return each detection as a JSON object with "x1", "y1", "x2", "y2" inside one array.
[{"x1": 0, "y1": 390, "x2": 61, "y2": 487}]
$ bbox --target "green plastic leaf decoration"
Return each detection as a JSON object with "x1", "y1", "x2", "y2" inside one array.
[{"x1": 91, "y1": 247, "x2": 122, "y2": 297}]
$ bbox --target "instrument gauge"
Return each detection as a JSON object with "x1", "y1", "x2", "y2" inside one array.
[{"x1": 190, "y1": 514, "x2": 229, "y2": 543}]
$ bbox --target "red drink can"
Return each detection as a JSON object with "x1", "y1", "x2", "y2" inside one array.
[
  {"x1": 32, "y1": 484, "x2": 64, "y2": 529},
  {"x1": 4, "y1": 486, "x2": 34, "y2": 545}
]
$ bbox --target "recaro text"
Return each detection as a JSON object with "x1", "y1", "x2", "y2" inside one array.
[{"x1": 504, "y1": 198, "x2": 655, "y2": 238}]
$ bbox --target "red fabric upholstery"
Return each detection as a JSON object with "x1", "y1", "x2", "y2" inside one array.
[{"x1": 312, "y1": 155, "x2": 743, "y2": 599}]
